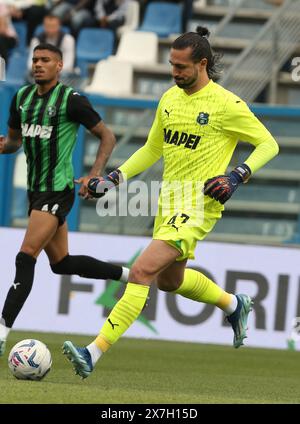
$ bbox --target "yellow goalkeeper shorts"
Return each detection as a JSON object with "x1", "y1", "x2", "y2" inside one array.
[{"x1": 153, "y1": 210, "x2": 222, "y2": 261}]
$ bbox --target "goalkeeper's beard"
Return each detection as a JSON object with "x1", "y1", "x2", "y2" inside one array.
[{"x1": 174, "y1": 71, "x2": 198, "y2": 89}]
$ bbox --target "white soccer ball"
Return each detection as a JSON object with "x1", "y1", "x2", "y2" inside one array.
[{"x1": 8, "y1": 339, "x2": 52, "y2": 381}]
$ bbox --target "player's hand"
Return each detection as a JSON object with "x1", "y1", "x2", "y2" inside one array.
[
  {"x1": 203, "y1": 164, "x2": 251, "y2": 204},
  {"x1": 75, "y1": 175, "x2": 97, "y2": 199},
  {"x1": 87, "y1": 169, "x2": 122, "y2": 199},
  {"x1": 99, "y1": 16, "x2": 108, "y2": 27},
  {"x1": 0, "y1": 135, "x2": 6, "y2": 154}
]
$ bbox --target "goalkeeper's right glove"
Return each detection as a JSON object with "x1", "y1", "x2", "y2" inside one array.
[
  {"x1": 87, "y1": 169, "x2": 122, "y2": 198},
  {"x1": 203, "y1": 163, "x2": 251, "y2": 204}
]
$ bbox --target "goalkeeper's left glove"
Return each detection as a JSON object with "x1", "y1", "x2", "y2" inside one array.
[
  {"x1": 203, "y1": 163, "x2": 251, "y2": 205},
  {"x1": 87, "y1": 169, "x2": 122, "y2": 198}
]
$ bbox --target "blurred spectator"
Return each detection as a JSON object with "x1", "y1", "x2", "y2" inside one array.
[
  {"x1": 51, "y1": 0, "x2": 94, "y2": 36},
  {"x1": 27, "y1": 14, "x2": 75, "y2": 73},
  {"x1": 0, "y1": 3, "x2": 17, "y2": 63},
  {"x1": 93, "y1": 0, "x2": 130, "y2": 31},
  {"x1": 9, "y1": 0, "x2": 48, "y2": 44}
]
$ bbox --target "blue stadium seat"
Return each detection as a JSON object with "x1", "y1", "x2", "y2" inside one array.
[
  {"x1": 139, "y1": 1, "x2": 183, "y2": 38},
  {"x1": 33, "y1": 24, "x2": 71, "y2": 37},
  {"x1": 13, "y1": 21, "x2": 28, "y2": 53},
  {"x1": 6, "y1": 52, "x2": 27, "y2": 86},
  {"x1": 76, "y1": 28, "x2": 115, "y2": 77}
]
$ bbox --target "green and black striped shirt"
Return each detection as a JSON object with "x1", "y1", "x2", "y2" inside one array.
[{"x1": 9, "y1": 82, "x2": 101, "y2": 192}]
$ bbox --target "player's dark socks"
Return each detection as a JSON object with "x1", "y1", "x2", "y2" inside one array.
[
  {"x1": 2, "y1": 252, "x2": 36, "y2": 328},
  {"x1": 50, "y1": 254, "x2": 123, "y2": 281}
]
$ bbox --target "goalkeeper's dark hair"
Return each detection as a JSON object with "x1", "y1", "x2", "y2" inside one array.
[
  {"x1": 33, "y1": 43, "x2": 63, "y2": 60},
  {"x1": 172, "y1": 26, "x2": 221, "y2": 79}
]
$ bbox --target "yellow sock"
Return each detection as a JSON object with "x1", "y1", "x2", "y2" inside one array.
[
  {"x1": 216, "y1": 291, "x2": 234, "y2": 311},
  {"x1": 94, "y1": 335, "x2": 111, "y2": 353},
  {"x1": 174, "y1": 268, "x2": 228, "y2": 305},
  {"x1": 95, "y1": 282, "x2": 149, "y2": 350}
]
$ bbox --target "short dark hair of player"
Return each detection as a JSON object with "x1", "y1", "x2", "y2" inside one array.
[
  {"x1": 44, "y1": 13, "x2": 62, "y2": 23},
  {"x1": 33, "y1": 43, "x2": 63, "y2": 60},
  {"x1": 172, "y1": 26, "x2": 220, "y2": 79}
]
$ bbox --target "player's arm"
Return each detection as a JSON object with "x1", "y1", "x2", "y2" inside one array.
[
  {"x1": 88, "y1": 101, "x2": 164, "y2": 198},
  {"x1": 0, "y1": 93, "x2": 22, "y2": 154},
  {"x1": 67, "y1": 91, "x2": 116, "y2": 198},
  {"x1": 204, "y1": 99, "x2": 279, "y2": 204},
  {"x1": 79, "y1": 122, "x2": 116, "y2": 198},
  {"x1": 222, "y1": 99, "x2": 279, "y2": 173},
  {"x1": 88, "y1": 121, "x2": 116, "y2": 177},
  {"x1": 0, "y1": 128, "x2": 22, "y2": 154}
]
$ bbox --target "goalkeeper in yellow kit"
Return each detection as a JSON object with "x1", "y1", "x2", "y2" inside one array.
[{"x1": 63, "y1": 26, "x2": 279, "y2": 378}]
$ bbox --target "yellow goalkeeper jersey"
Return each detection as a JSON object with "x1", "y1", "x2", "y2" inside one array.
[{"x1": 119, "y1": 80, "x2": 279, "y2": 217}]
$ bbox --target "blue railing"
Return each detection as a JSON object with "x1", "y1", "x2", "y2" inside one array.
[{"x1": 0, "y1": 84, "x2": 15, "y2": 226}]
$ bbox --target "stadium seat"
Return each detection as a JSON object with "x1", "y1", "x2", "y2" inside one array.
[
  {"x1": 213, "y1": 216, "x2": 296, "y2": 238},
  {"x1": 139, "y1": 1, "x2": 183, "y2": 38},
  {"x1": 33, "y1": 24, "x2": 71, "y2": 37},
  {"x1": 117, "y1": 0, "x2": 140, "y2": 37},
  {"x1": 76, "y1": 28, "x2": 115, "y2": 77},
  {"x1": 6, "y1": 52, "x2": 27, "y2": 86},
  {"x1": 193, "y1": 0, "x2": 206, "y2": 8},
  {"x1": 112, "y1": 31, "x2": 158, "y2": 65},
  {"x1": 84, "y1": 59, "x2": 133, "y2": 96},
  {"x1": 233, "y1": 184, "x2": 300, "y2": 204},
  {"x1": 13, "y1": 21, "x2": 28, "y2": 53}
]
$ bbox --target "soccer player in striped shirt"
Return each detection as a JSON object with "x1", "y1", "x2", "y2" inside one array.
[
  {"x1": 62, "y1": 27, "x2": 279, "y2": 378},
  {"x1": 0, "y1": 44, "x2": 129, "y2": 356}
]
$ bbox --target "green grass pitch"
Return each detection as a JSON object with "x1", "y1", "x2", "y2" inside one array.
[{"x1": 0, "y1": 331, "x2": 300, "y2": 404}]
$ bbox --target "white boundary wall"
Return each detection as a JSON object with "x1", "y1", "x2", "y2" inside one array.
[{"x1": 1, "y1": 227, "x2": 299, "y2": 350}]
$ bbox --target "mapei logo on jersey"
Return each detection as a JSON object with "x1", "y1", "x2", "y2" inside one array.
[
  {"x1": 21, "y1": 123, "x2": 53, "y2": 139},
  {"x1": 164, "y1": 128, "x2": 201, "y2": 150},
  {"x1": 47, "y1": 105, "x2": 56, "y2": 117},
  {"x1": 196, "y1": 112, "x2": 209, "y2": 126}
]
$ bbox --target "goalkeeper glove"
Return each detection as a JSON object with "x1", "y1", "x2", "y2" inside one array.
[
  {"x1": 203, "y1": 163, "x2": 251, "y2": 204},
  {"x1": 87, "y1": 169, "x2": 122, "y2": 198}
]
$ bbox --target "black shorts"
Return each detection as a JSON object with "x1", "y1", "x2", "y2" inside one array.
[{"x1": 28, "y1": 187, "x2": 75, "y2": 226}]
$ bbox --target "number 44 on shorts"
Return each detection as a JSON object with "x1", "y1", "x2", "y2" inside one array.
[{"x1": 41, "y1": 204, "x2": 59, "y2": 215}]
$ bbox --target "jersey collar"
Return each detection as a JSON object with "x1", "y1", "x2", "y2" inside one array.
[{"x1": 181, "y1": 79, "x2": 214, "y2": 98}]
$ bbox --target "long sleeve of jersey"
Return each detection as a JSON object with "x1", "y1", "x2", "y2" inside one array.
[
  {"x1": 222, "y1": 99, "x2": 279, "y2": 173},
  {"x1": 119, "y1": 106, "x2": 163, "y2": 180}
]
